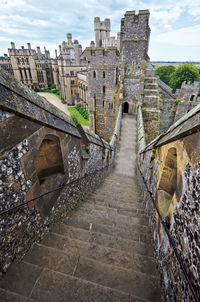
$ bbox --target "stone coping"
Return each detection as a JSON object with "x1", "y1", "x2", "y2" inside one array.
[
  {"x1": 140, "y1": 103, "x2": 200, "y2": 152},
  {"x1": 0, "y1": 70, "x2": 81, "y2": 138},
  {"x1": 77, "y1": 124, "x2": 104, "y2": 148}
]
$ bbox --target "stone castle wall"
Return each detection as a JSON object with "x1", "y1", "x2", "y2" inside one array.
[
  {"x1": 137, "y1": 105, "x2": 200, "y2": 301},
  {"x1": 0, "y1": 70, "x2": 120, "y2": 273}
]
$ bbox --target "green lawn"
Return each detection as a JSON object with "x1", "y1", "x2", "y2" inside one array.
[{"x1": 68, "y1": 106, "x2": 89, "y2": 126}]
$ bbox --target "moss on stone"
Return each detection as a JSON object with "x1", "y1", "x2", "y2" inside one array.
[{"x1": 125, "y1": 11, "x2": 136, "y2": 15}]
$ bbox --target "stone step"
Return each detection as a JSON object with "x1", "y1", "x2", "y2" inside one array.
[
  {"x1": 0, "y1": 288, "x2": 35, "y2": 302},
  {"x1": 144, "y1": 95, "x2": 159, "y2": 101},
  {"x1": 89, "y1": 191, "x2": 143, "y2": 200},
  {"x1": 104, "y1": 173, "x2": 135, "y2": 182},
  {"x1": 81, "y1": 200, "x2": 146, "y2": 213},
  {"x1": 0, "y1": 262, "x2": 143, "y2": 302},
  {"x1": 23, "y1": 244, "x2": 161, "y2": 301},
  {"x1": 94, "y1": 185, "x2": 141, "y2": 195},
  {"x1": 94, "y1": 187, "x2": 142, "y2": 196},
  {"x1": 63, "y1": 217, "x2": 152, "y2": 243},
  {"x1": 90, "y1": 194, "x2": 144, "y2": 205},
  {"x1": 87, "y1": 197, "x2": 145, "y2": 210},
  {"x1": 77, "y1": 202, "x2": 147, "y2": 219},
  {"x1": 70, "y1": 210, "x2": 149, "y2": 227},
  {"x1": 90, "y1": 185, "x2": 143, "y2": 196},
  {"x1": 30, "y1": 268, "x2": 148, "y2": 302},
  {"x1": 144, "y1": 89, "x2": 159, "y2": 96},
  {"x1": 144, "y1": 77, "x2": 157, "y2": 83},
  {"x1": 41, "y1": 232, "x2": 157, "y2": 275},
  {"x1": 74, "y1": 255, "x2": 161, "y2": 301},
  {"x1": 52, "y1": 224, "x2": 155, "y2": 257},
  {"x1": 64, "y1": 213, "x2": 149, "y2": 232},
  {"x1": 0, "y1": 261, "x2": 42, "y2": 298},
  {"x1": 144, "y1": 83, "x2": 158, "y2": 89}
]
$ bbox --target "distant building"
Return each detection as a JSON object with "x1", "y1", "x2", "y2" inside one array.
[
  {"x1": 52, "y1": 33, "x2": 87, "y2": 105},
  {"x1": 0, "y1": 43, "x2": 54, "y2": 89},
  {"x1": 1, "y1": 11, "x2": 198, "y2": 141}
]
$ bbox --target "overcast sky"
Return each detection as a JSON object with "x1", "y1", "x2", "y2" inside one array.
[{"x1": 0, "y1": 0, "x2": 200, "y2": 61}]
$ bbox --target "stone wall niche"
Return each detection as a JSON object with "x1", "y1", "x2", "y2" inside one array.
[
  {"x1": 157, "y1": 147, "x2": 177, "y2": 221},
  {"x1": 34, "y1": 134, "x2": 65, "y2": 216}
]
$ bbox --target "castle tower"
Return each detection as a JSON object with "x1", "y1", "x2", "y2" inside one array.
[
  {"x1": 85, "y1": 47, "x2": 120, "y2": 139},
  {"x1": 94, "y1": 17, "x2": 111, "y2": 47},
  {"x1": 120, "y1": 10, "x2": 151, "y2": 114},
  {"x1": 177, "y1": 81, "x2": 200, "y2": 103},
  {"x1": 120, "y1": 10, "x2": 150, "y2": 70}
]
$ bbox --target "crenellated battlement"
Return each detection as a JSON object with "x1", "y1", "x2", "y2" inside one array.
[
  {"x1": 85, "y1": 46, "x2": 120, "y2": 58},
  {"x1": 94, "y1": 16, "x2": 111, "y2": 47},
  {"x1": 181, "y1": 81, "x2": 200, "y2": 89},
  {"x1": 121, "y1": 10, "x2": 150, "y2": 39},
  {"x1": 94, "y1": 17, "x2": 110, "y2": 31}
]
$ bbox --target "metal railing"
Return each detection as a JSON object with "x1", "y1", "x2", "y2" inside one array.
[
  {"x1": 0, "y1": 164, "x2": 112, "y2": 216},
  {"x1": 139, "y1": 168, "x2": 200, "y2": 302}
]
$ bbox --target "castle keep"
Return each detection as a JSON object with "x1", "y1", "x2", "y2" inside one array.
[{"x1": 0, "y1": 9, "x2": 200, "y2": 302}]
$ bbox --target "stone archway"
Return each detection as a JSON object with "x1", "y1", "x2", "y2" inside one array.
[{"x1": 123, "y1": 102, "x2": 129, "y2": 113}]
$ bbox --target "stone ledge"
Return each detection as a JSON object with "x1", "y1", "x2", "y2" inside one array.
[{"x1": 0, "y1": 70, "x2": 81, "y2": 138}]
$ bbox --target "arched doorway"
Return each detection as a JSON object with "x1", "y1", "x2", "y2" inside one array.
[{"x1": 123, "y1": 102, "x2": 129, "y2": 113}]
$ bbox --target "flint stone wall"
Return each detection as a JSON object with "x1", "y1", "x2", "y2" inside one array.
[
  {"x1": 137, "y1": 105, "x2": 200, "y2": 301},
  {"x1": 0, "y1": 70, "x2": 117, "y2": 273}
]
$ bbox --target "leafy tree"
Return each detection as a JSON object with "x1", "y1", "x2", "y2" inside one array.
[
  {"x1": 169, "y1": 64, "x2": 200, "y2": 92},
  {"x1": 155, "y1": 65, "x2": 176, "y2": 86}
]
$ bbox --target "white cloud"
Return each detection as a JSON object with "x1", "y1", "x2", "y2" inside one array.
[
  {"x1": 150, "y1": 6, "x2": 184, "y2": 30},
  {"x1": 0, "y1": 0, "x2": 199, "y2": 61},
  {"x1": 155, "y1": 25, "x2": 200, "y2": 46}
]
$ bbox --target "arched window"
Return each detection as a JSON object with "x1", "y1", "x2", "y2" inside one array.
[
  {"x1": 103, "y1": 71, "x2": 106, "y2": 78},
  {"x1": 93, "y1": 70, "x2": 96, "y2": 78}
]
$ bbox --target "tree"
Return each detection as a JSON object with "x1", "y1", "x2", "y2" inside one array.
[
  {"x1": 155, "y1": 65, "x2": 176, "y2": 86},
  {"x1": 169, "y1": 64, "x2": 200, "y2": 92}
]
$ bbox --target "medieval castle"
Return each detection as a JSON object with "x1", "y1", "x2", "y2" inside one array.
[{"x1": 0, "y1": 9, "x2": 200, "y2": 302}]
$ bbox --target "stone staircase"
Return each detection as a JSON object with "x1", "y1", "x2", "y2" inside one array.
[{"x1": 0, "y1": 115, "x2": 163, "y2": 302}]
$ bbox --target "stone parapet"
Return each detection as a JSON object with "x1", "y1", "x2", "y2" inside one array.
[
  {"x1": 138, "y1": 104, "x2": 200, "y2": 300},
  {"x1": 137, "y1": 105, "x2": 146, "y2": 153},
  {"x1": 0, "y1": 69, "x2": 115, "y2": 273},
  {"x1": 0, "y1": 70, "x2": 79, "y2": 137}
]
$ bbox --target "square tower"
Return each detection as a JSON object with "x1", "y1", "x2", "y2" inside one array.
[
  {"x1": 121, "y1": 10, "x2": 150, "y2": 72},
  {"x1": 85, "y1": 47, "x2": 120, "y2": 139}
]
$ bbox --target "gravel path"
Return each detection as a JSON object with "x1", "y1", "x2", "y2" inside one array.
[{"x1": 38, "y1": 93, "x2": 70, "y2": 116}]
